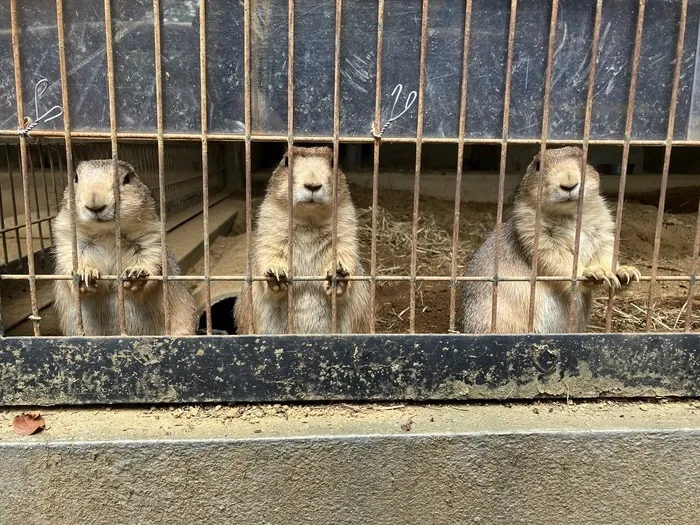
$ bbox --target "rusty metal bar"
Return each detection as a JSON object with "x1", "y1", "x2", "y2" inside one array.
[
  {"x1": 330, "y1": 0, "x2": 342, "y2": 333},
  {"x1": 27, "y1": 150, "x2": 46, "y2": 252},
  {"x1": 409, "y1": 0, "x2": 430, "y2": 333},
  {"x1": 646, "y1": 0, "x2": 688, "y2": 331},
  {"x1": 6, "y1": 129, "x2": 700, "y2": 147},
  {"x1": 0, "y1": 148, "x2": 8, "y2": 264},
  {"x1": 37, "y1": 145, "x2": 55, "y2": 242},
  {"x1": 527, "y1": 0, "x2": 559, "y2": 333},
  {"x1": 490, "y1": 0, "x2": 518, "y2": 333},
  {"x1": 47, "y1": 146, "x2": 62, "y2": 225},
  {"x1": 199, "y1": 0, "x2": 213, "y2": 334},
  {"x1": 369, "y1": 0, "x2": 385, "y2": 333},
  {"x1": 244, "y1": 0, "x2": 254, "y2": 334},
  {"x1": 568, "y1": 0, "x2": 603, "y2": 332},
  {"x1": 152, "y1": 0, "x2": 171, "y2": 335},
  {"x1": 50, "y1": 0, "x2": 84, "y2": 334},
  {"x1": 103, "y1": 0, "x2": 127, "y2": 335},
  {"x1": 286, "y1": 0, "x2": 296, "y2": 334},
  {"x1": 10, "y1": 0, "x2": 41, "y2": 335},
  {"x1": 0, "y1": 273, "x2": 689, "y2": 284},
  {"x1": 449, "y1": 0, "x2": 473, "y2": 333},
  {"x1": 0, "y1": 214, "x2": 55, "y2": 235},
  {"x1": 5, "y1": 145, "x2": 22, "y2": 260},
  {"x1": 686, "y1": 198, "x2": 700, "y2": 331},
  {"x1": 606, "y1": 0, "x2": 645, "y2": 331}
]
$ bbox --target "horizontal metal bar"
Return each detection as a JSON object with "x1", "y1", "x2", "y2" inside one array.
[
  {"x1": 1, "y1": 333, "x2": 699, "y2": 405},
  {"x1": 0, "y1": 274, "x2": 692, "y2": 283},
  {"x1": 0, "y1": 214, "x2": 56, "y2": 235},
  {"x1": 2, "y1": 130, "x2": 700, "y2": 146}
]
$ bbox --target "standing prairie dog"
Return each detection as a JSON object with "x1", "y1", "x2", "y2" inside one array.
[
  {"x1": 52, "y1": 160, "x2": 197, "y2": 336},
  {"x1": 460, "y1": 146, "x2": 640, "y2": 333},
  {"x1": 234, "y1": 146, "x2": 370, "y2": 334}
]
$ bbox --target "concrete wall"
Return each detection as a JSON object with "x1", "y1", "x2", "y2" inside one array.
[{"x1": 1, "y1": 403, "x2": 699, "y2": 524}]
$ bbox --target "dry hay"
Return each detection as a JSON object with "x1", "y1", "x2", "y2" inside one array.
[{"x1": 353, "y1": 190, "x2": 699, "y2": 334}]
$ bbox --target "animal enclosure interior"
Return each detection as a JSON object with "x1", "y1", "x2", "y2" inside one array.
[{"x1": 0, "y1": 0, "x2": 699, "y2": 337}]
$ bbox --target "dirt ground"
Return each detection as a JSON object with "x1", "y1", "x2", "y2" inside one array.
[{"x1": 346, "y1": 185, "x2": 699, "y2": 334}]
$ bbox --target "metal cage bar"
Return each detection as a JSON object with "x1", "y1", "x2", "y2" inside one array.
[
  {"x1": 605, "y1": 0, "x2": 646, "y2": 331},
  {"x1": 103, "y1": 0, "x2": 127, "y2": 334},
  {"x1": 646, "y1": 0, "x2": 689, "y2": 331},
  {"x1": 244, "y1": 0, "x2": 254, "y2": 334},
  {"x1": 10, "y1": 0, "x2": 41, "y2": 336},
  {"x1": 199, "y1": 0, "x2": 213, "y2": 334},
  {"x1": 409, "y1": 0, "x2": 430, "y2": 333},
  {"x1": 330, "y1": 0, "x2": 343, "y2": 333},
  {"x1": 490, "y1": 0, "x2": 518, "y2": 332},
  {"x1": 567, "y1": 0, "x2": 604, "y2": 332},
  {"x1": 448, "y1": 0, "x2": 473, "y2": 333},
  {"x1": 527, "y1": 0, "x2": 560, "y2": 332},
  {"x1": 286, "y1": 0, "x2": 296, "y2": 334},
  {"x1": 369, "y1": 0, "x2": 385, "y2": 333},
  {"x1": 152, "y1": 0, "x2": 171, "y2": 335}
]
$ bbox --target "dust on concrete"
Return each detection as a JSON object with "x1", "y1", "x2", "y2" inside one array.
[{"x1": 2, "y1": 400, "x2": 700, "y2": 442}]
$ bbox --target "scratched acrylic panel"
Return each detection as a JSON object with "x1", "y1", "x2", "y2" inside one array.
[
  {"x1": 10, "y1": 1, "x2": 63, "y2": 134},
  {"x1": 0, "y1": 0, "x2": 17, "y2": 132},
  {"x1": 161, "y1": 0, "x2": 200, "y2": 133},
  {"x1": 111, "y1": 0, "x2": 157, "y2": 132},
  {"x1": 338, "y1": 0, "x2": 378, "y2": 137},
  {"x1": 62, "y1": 0, "x2": 110, "y2": 131},
  {"x1": 207, "y1": 0, "x2": 245, "y2": 134}
]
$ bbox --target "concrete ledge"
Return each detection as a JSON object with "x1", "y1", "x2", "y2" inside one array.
[{"x1": 1, "y1": 402, "x2": 699, "y2": 524}]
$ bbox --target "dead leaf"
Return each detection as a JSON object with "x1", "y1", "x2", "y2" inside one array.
[
  {"x1": 400, "y1": 419, "x2": 413, "y2": 432},
  {"x1": 13, "y1": 411, "x2": 45, "y2": 436}
]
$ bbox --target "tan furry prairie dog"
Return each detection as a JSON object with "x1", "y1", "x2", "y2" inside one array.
[
  {"x1": 460, "y1": 146, "x2": 640, "y2": 333},
  {"x1": 234, "y1": 146, "x2": 370, "y2": 334},
  {"x1": 52, "y1": 160, "x2": 196, "y2": 336}
]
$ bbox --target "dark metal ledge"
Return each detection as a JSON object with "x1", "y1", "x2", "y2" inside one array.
[{"x1": 0, "y1": 333, "x2": 698, "y2": 405}]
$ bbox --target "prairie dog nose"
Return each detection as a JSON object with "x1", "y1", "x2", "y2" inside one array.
[
  {"x1": 86, "y1": 204, "x2": 107, "y2": 213},
  {"x1": 560, "y1": 183, "x2": 579, "y2": 192},
  {"x1": 304, "y1": 183, "x2": 322, "y2": 192}
]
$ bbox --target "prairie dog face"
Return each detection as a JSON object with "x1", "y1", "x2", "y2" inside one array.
[
  {"x1": 271, "y1": 146, "x2": 335, "y2": 208},
  {"x1": 522, "y1": 146, "x2": 600, "y2": 213},
  {"x1": 72, "y1": 160, "x2": 139, "y2": 230}
]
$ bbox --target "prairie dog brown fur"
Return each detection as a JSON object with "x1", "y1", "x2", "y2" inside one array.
[
  {"x1": 52, "y1": 160, "x2": 196, "y2": 336},
  {"x1": 234, "y1": 146, "x2": 370, "y2": 334},
  {"x1": 460, "y1": 146, "x2": 640, "y2": 333}
]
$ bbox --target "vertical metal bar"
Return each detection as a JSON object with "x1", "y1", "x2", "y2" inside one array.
[
  {"x1": 490, "y1": 0, "x2": 518, "y2": 332},
  {"x1": 286, "y1": 0, "x2": 296, "y2": 334},
  {"x1": 27, "y1": 150, "x2": 46, "y2": 252},
  {"x1": 103, "y1": 0, "x2": 127, "y2": 334},
  {"x1": 5, "y1": 145, "x2": 22, "y2": 260},
  {"x1": 56, "y1": 1, "x2": 84, "y2": 335},
  {"x1": 244, "y1": 0, "x2": 254, "y2": 333},
  {"x1": 527, "y1": 0, "x2": 560, "y2": 333},
  {"x1": 38, "y1": 144, "x2": 54, "y2": 241},
  {"x1": 686, "y1": 199, "x2": 700, "y2": 331},
  {"x1": 369, "y1": 0, "x2": 385, "y2": 333},
  {"x1": 0, "y1": 146, "x2": 9, "y2": 265},
  {"x1": 605, "y1": 0, "x2": 645, "y2": 331},
  {"x1": 448, "y1": 0, "x2": 473, "y2": 333},
  {"x1": 10, "y1": 0, "x2": 41, "y2": 336},
  {"x1": 330, "y1": 0, "x2": 342, "y2": 333},
  {"x1": 409, "y1": 0, "x2": 430, "y2": 333},
  {"x1": 152, "y1": 0, "x2": 171, "y2": 334},
  {"x1": 568, "y1": 0, "x2": 603, "y2": 332},
  {"x1": 48, "y1": 146, "x2": 62, "y2": 208},
  {"x1": 646, "y1": 0, "x2": 687, "y2": 331},
  {"x1": 199, "y1": 0, "x2": 212, "y2": 334}
]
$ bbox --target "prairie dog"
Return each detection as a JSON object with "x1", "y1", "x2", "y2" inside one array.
[
  {"x1": 234, "y1": 146, "x2": 370, "y2": 334},
  {"x1": 460, "y1": 146, "x2": 640, "y2": 333},
  {"x1": 52, "y1": 160, "x2": 197, "y2": 336}
]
